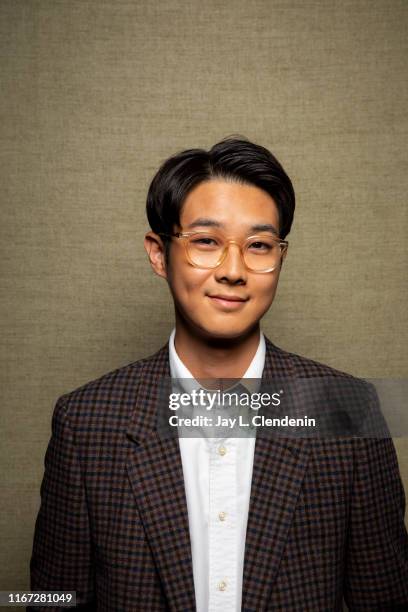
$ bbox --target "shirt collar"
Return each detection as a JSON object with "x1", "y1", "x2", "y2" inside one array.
[{"x1": 168, "y1": 328, "x2": 266, "y2": 389}]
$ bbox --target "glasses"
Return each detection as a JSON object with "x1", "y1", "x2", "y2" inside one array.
[{"x1": 159, "y1": 229, "x2": 288, "y2": 273}]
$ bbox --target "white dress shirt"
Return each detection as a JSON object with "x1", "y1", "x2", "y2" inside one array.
[{"x1": 168, "y1": 329, "x2": 266, "y2": 612}]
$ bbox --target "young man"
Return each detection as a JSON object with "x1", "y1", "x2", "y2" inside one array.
[{"x1": 30, "y1": 138, "x2": 408, "y2": 611}]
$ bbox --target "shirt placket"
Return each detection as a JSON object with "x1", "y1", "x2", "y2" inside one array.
[{"x1": 208, "y1": 436, "x2": 237, "y2": 611}]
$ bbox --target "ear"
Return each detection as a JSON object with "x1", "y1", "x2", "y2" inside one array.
[{"x1": 144, "y1": 232, "x2": 168, "y2": 279}]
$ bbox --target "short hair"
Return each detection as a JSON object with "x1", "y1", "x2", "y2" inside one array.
[{"x1": 146, "y1": 137, "x2": 295, "y2": 259}]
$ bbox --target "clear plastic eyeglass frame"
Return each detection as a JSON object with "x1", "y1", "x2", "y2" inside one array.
[{"x1": 159, "y1": 230, "x2": 288, "y2": 273}]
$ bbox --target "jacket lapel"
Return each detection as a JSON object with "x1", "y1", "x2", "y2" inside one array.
[
  {"x1": 241, "y1": 338, "x2": 311, "y2": 611},
  {"x1": 126, "y1": 345, "x2": 196, "y2": 611}
]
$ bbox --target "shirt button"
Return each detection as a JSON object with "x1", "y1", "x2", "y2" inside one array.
[
  {"x1": 218, "y1": 580, "x2": 227, "y2": 591},
  {"x1": 218, "y1": 445, "x2": 227, "y2": 456},
  {"x1": 218, "y1": 511, "x2": 227, "y2": 521}
]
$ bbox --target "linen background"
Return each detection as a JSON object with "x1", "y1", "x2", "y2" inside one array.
[{"x1": 1, "y1": 0, "x2": 407, "y2": 596}]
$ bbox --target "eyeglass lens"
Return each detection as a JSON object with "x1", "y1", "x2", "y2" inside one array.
[{"x1": 186, "y1": 233, "x2": 283, "y2": 271}]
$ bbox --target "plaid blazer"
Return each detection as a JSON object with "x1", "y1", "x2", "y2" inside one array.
[{"x1": 30, "y1": 337, "x2": 408, "y2": 611}]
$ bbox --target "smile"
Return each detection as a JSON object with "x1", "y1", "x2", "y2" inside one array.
[{"x1": 207, "y1": 295, "x2": 249, "y2": 310}]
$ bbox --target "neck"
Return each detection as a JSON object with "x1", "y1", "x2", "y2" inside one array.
[{"x1": 173, "y1": 317, "x2": 261, "y2": 380}]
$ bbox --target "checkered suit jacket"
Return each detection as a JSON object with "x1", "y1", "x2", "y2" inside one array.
[{"x1": 30, "y1": 337, "x2": 408, "y2": 611}]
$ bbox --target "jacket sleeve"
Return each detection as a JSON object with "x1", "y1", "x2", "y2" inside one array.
[
  {"x1": 29, "y1": 396, "x2": 96, "y2": 611},
  {"x1": 343, "y1": 436, "x2": 408, "y2": 610}
]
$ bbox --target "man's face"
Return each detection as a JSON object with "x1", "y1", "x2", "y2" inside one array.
[{"x1": 152, "y1": 179, "x2": 285, "y2": 340}]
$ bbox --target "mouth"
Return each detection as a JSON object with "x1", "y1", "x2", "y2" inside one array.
[{"x1": 207, "y1": 294, "x2": 249, "y2": 310}]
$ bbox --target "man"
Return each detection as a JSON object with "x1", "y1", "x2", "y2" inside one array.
[{"x1": 30, "y1": 138, "x2": 408, "y2": 610}]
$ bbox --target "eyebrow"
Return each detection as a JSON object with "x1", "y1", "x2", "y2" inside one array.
[{"x1": 186, "y1": 218, "x2": 280, "y2": 236}]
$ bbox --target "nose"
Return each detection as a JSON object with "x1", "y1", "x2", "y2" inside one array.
[{"x1": 214, "y1": 242, "x2": 247, "y2": 284}]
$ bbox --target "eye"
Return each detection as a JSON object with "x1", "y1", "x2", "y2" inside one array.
[
  {"x1": 190, "y1": 236, "x2": 220, "y2": 248},
  {"x1": 248, "y1": 240, "x2": 272, "y2": 252},
  {"x1": 195, "y1": 238, "x2": 215, "y2": 244}
]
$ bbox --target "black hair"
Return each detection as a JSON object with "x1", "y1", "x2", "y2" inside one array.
[{"x1": 146, "y1": 136, "x2": 295, "y2": 259}]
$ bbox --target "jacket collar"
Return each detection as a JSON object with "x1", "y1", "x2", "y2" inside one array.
[{"x1": 126, "y1": 335, "x2": 297, "y2": 447}]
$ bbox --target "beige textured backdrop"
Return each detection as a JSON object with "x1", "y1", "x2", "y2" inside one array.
[{"x1": 1, "y1": 0, "x2": 407, "y2": 595}]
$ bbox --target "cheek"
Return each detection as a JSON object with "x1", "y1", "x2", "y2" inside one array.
[
  {"x1": 186, "y1": 271, "x2": 211, "y2": 291},
  {"x1": 169, "y1": 265, "x2": 212, "y2": 298},
  {"x1": 253, "y1": 275, "x2": 280, "y2": 305}
]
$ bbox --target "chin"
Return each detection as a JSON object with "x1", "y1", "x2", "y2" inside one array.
[{"x1": 197, "y1": 320, "x2": 256, "y2": 341}]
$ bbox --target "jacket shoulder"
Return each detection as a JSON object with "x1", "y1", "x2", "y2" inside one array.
[
  {"x1": 54, "y1": 343, "x2": 170, "y2": 421},
  {"x1": 265, "y1": 337, "x2": 355, "y2": 380}
]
